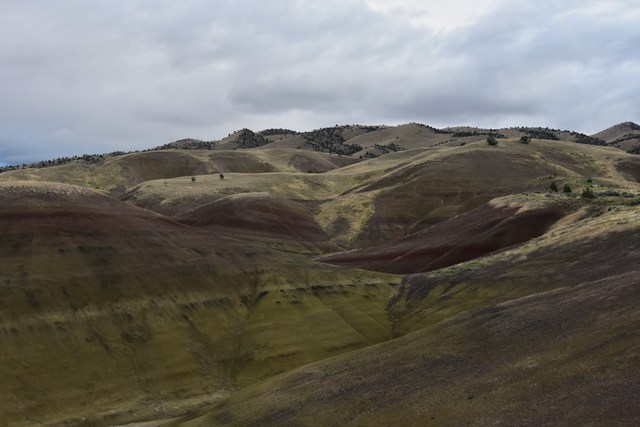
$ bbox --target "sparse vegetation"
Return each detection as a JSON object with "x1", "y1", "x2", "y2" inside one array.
[{"x1": 2, "y1": 121, "x2": 640, "y2": 426}]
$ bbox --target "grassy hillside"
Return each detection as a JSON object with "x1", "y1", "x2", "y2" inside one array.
[
  {"x1": 171, "y1": 269, "x2": 639, "y2": 426},
  {"x1": 0, "y1": 182, "x2": 400, "y2": 426},
  {"x1": 120, "y1": 138, "x2": 638, "y2": 249},
  {"x1": 0, "y1": 149, "x2": 360, "y2": 196},
  {"x1": 2, "y1": 123, "x2": 639, "y2": 426},
  {"x1": 166, "y1": 202, "x2": 640, "y2": 426}
]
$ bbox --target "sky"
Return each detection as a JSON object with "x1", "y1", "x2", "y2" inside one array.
[{"x1": 1, "y1": 0, "x2": 639, "y2": 165}]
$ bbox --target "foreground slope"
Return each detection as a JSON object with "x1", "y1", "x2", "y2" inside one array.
[
  {"x1": 172, "y1": 271, "x2": 639, "y2": 426},
  {"x1": 169, "y1": 203, "x2": 640, "y2": 426},
  {"x1": 0, "y1": 182, "x2": 399, "y2": 426}
]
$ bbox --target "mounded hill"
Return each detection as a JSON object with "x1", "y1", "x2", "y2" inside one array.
[
  {"x1": 175, "y1": 192, "x2": 340, "y2": 254},
  {"x1": 319, "y1": 194, "x2": 576, "y2": 274},
  {"x1": 317, "y1": 137, "x2": 635, "y2": 247},
  {"x1": 121, "y1": 138, "x2": 638, "y2": 248},
  {"x1": 0, "y1": 181, "x2": 400, "y2": 426},
  {"x1": 593, "y1": 121, "x2": 640, "y2": 152}
]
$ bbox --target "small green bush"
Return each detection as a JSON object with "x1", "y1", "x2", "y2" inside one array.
[{"x1": 581, "y1": 186, "x2": 596, "y2": 199}]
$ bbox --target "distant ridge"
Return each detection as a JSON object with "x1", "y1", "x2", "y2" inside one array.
[
  {"x1": 592, "y1": 121, "x2": 640, "y2": 153},
  {"x1": 1, "y1": 122, "x2": 637, "y2": 174}
]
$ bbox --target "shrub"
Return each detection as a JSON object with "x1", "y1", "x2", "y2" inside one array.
[
  {"x1": 581, "y1": 187, "x2": 596, "y2": 199},
  {"x1": 563, "y1": 184, "x2": 572, "y2": 193},
  {"x1": 519, "y1": 135, "x2": 531, "y2": 144},
  {"x1": 487, "y1": 135, "x2": 498, "y2": 146},
  {"x1": 549, "y1": 181, "x2": 559, "y2": 192}
]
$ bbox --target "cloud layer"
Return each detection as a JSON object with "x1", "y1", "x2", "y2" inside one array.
[{"x1": 1, "y1": 0, "x2": 639, "y2": 164}]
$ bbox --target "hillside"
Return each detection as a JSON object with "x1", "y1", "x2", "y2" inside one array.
[
  {"x1": 593, "y1": 121, "x2": 640, "y2": 152},
  {"x1": 319, "y1": 194, "x2": 576, "y2": 273},
  {"x1": 167, "y1": 202, "x2": 640, "y2": 426},
  {"x1": 120, "y1": 138, "x2": 638, "y2": 249},
  {"x1": 0, "y1": 181, "x2": 400, "y2": 425},
  {"x1": 0, "y1": 149, "x2": 360, "y2": 196},
  {"x1": 1, "y1": 122, "x2": 639, "y2": 426},
  {"x1": 175, "y1": 193, "x2": 341, "y2": 254},
  {"x1": 173, "y1": 269, "x2": 639, "y2": 426}
]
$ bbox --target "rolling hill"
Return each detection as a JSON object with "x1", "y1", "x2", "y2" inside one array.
[
  {"x1": 0, "y1": 181, "x2": 400, "y2": 425},
  {"x1": 593, "y1": 121, "x2": 640, "y2": 152},
  {"x1": 0, "y1": 121, "x2": 638, "y2": 426}
]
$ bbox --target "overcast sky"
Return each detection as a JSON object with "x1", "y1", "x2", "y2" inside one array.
[{"x1": 1, "y1": 0, "x2": 639, "y2": 165}]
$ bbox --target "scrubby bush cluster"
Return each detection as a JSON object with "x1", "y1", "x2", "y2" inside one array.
[
  {"x1": 235, "y1": 129, "x2": 271, "y2": 149},
  {"x1": 455, "y1": 130, "x2": 506, "y2": 138},
  {"x1": 573, "y1": 134, "x2": 606, "y2": 146},
  {"x1": 410, "y1": 122, "x2": 451, "y2": 134},
  {"x1": 525, "y1": 129, "x2": 559, "y2": 140},
  {"x1": 155, "y1": 138, "x2": 217, "y2": 150},
  {"x1": 258, "y1": 128, "x2": 298, "y2": 137},
  {"x1": 302, "y1": 126, "x2": 361, "y2": 156}
]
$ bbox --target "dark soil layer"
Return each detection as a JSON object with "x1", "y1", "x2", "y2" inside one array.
[{"x1": 321, "y1": 201, "x2": 570, "y2": 274}]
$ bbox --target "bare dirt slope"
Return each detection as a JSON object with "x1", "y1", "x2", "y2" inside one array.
[{"x1": 1, "y1": 126, "x2": 639, "y2": 426}]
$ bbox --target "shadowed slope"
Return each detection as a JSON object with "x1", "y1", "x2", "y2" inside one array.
[
  {"x1": 170, "y1": 270, "x2": 640, "y2": 426},
  {"x1": 175, "y1": 193, "x2": 340, "y2": 254},
  {"x1": 320, "y1": 195, "x2": 574, "y2": 274},
  {"x1": 388, "y1": 203, "x2": 640, "y2": 335},
  {"x1": 0, "y1": 182, "x2": 400, "y2": 426}
]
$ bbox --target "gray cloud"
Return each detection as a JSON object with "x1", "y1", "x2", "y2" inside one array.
[{"x1": 1, "y1": 0, "x2": 639, "y2": 165}]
